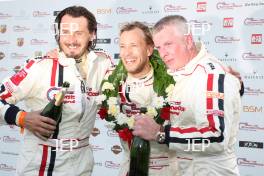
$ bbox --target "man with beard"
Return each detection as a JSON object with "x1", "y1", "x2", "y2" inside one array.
[
  {"x1": 0, "y1": 6, "x2": 113, "y2": 176},
  {"x1": 133, "y1": 15, "x2": 241, "y2": 176}
]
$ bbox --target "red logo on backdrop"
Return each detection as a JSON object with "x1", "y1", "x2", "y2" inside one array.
[
  {"x1": 242, "y1": 52, "x2": 264, "y2": 60},
  {"x1": 197, "y1": 2, "x2": 207, "y2": 12},
  {"x1": 237, "y1": 158, "x2": 264, "y2": 167},
  {"x1": 244, "y1": 18, "x2": 264, "y2": 25},
  {"x1": 251, "y1": 34, "x2": 262, "y2": 44},
  {"x1": 10, "y1": 69, "x2": 27, "y2": 86},
  {"x1": 223, "y1": 17, "x2": 234, "y2": 28}
]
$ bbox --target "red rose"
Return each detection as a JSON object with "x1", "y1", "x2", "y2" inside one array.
[
  {"x1": 160, "y1": 106, "x2": 170, "y2": 120},
  {"x1": 98, "y1": 108, "x2": 107, "y2": 119},
  {"x1": 118, "y1": 128, "x2": 133, "y2": 142}
]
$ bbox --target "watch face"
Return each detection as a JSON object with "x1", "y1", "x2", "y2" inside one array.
[{"x1": 157, "y1": 132, "x2": 166, "y2": 144}]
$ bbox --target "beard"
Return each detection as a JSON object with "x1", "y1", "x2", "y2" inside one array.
[{"x1": 59, "y1": 43, "x2": 88, "y2": 59}]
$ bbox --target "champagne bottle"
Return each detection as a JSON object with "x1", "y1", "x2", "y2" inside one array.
[
  {"x1": 128, "y1": 136, "x2": 150, "y2": 176},
  {"x1": 40, "y1": 82, "x2": 70, "y2": 122}
]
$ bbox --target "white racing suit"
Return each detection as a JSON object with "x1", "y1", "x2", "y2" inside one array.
[
  {"x1": 164, "y1": 43, "x2": 241, "y2": 176},
  {"x1": 0, "y1": 50, "x2": 113, "y2": 176},
  {"x1": 117, "y1": 68, "x2": 179, "y2": 176}
]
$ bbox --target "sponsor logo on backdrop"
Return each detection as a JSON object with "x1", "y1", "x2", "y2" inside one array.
[
  {"x1": 216, "y1": 2, "x2": 243, "y2": 10},
  {"x1": 97, "y1": 8, "x2": 112, "y2": 14},
  {"x1": 118, "y1": 22, "x2": 129, "y2": 29},
  {"x1": 32, "y1": 23, "x2": 50, "y2": 34},
  {"x1": 219, "y1": 53, "x2": 237, "y2": 62},
  {"x1": 244, "y1": 2, "x2": 264, "y2": 7},
  {"x1": 116, "y1": 7, "x2": 137, "y2": 14},
  {"x1": 105, "y1": 161, "x2": 120, "y2": 169},
  {"x1": 237, "y1": 158, "x2": 264, "y2": 167},
  {"x1": 13, "y1": 25, "x2": 30, "y2": 32},
  {"x1": 13, "y1": 65, "x2": 21, "y2": 73},
  {"x1": 215, "y1": 36, "x2": 240, "y2": 43},
  {"x1": 0, "y1": 163, "x2": 15, "y2": 171},
  {"x1": 242, "y1": 52, "x2": 264, "y2": 60},
  {"x1": 142, "y1": 6, "x2": 160, "y2": 14},
  {"x1": 0, "y1": 12, "x2": 12, "y2": 19},
  {"x1": 114, "y1": 53, "x2": 120, "y2": 60},
  {"x1": 0, "y1": 24, "x2": 7, "y2": 33},
  {"x1": 223, "y1": 17, "x2": 234, "y2": 28},
  {"x1": 243, "y1": 105, "x2": 263, "y2": 112},
  {"x1": 96, "y1": 38, "x2": 111, "y2": 44},
  {"x1": 94, "y1": 162, "x2": 103, "y2": 167},
  {"x1": 244, "y1": 86, "x2": 264, "y2": 96},
  {"x1": 33, "y1": 11, "x2": 51, "y2": 17},
  {"x1": 1, "y1": 151, "x2": 19, "y2": 156},
  {"x1": 97, "y1": 23, "x2": 113, "y2": 30},
  {"x1": 0, "y1": 40, "x2": 10, "y2": 45},
  {"x1": 1, "y1": 136, "x2": 20, "y2": 143},
  {"x1": 244, "y1": 18, "x2": 264, "y2": 25},
  {"x1": 196, "y1": 2, "x2": 207, "y2": 12},
  {"x1": 164, "y1": 4, "x2": 187, "y2": 12},
  {"x1": 251, "y1": 34, "x2": 262, "y2": 44},
  {"x1": 107, "y1": 129, "x2": 119, "y2": 137},
  {"x1": 141, "y1": 21, "x2": 155, "y2": 28},
  {"x1": 239, "y1": 141, "x2": 263, "y2": 149},
  {"x1": 17, "y1": 37, "x2": 24, "y2": 47},
  {"x1": 91, "y1": 144, "x2": 104, "y2": 151},
  {"x1": 239, "y1": 122, "x2": 264, "y2": 132},
  {"x1": 30, "y1": 39, "x2": 48, "y2": 45},
  {"x1": 0, "y1": 52, "x2": 5, "y2": 60},
  {"x1": 111, "y1": 145, "x2": 122, "y2": 154},
  {"x1": 91, "y1": 127, "x2": 100, "y2": 137},
  {"x1": 244, "y1": 70, "x2": 264, "y2": 80}
]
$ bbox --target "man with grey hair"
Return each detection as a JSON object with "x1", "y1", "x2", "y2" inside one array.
[{"x1": 133, "y1": 15, "x2": 241, "y2": 176}]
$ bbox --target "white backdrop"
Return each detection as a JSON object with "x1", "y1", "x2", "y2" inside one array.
[{"x1": 0, "y1": 0, "x2": 264, "y2": 175}]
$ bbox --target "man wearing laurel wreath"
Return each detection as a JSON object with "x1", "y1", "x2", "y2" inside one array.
[
  {"x1": 133, "y1": 15, "x2": 241, "y2": 176},
  {"x1": 97, "y1": 22, "x2": 180, "y2": 176}
]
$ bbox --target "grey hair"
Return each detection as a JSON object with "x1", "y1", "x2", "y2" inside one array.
[{"x1": 153, "y1": 15, "x2": 189, "y2": 36}]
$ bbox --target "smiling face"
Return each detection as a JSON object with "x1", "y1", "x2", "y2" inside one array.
[
  {"x1": 119, "y1": 28, "x2": 153, "y2": 78},
  {"x1": 59, "y1": 14, "x2": 94, "y2": 59}
]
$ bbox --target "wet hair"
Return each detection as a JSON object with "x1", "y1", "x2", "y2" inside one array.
[
  {"x1": 54, "y1": 6, "x2": 97, "y2": 50},
  {"x1": 153, "y1": 15, "x2": 188, "y2": 36},
  {"x1": 120, "y1": 21, "x2": 154, "y2": 47}
]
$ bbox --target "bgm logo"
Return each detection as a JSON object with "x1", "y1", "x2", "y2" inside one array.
[
  {"x1": 0, "y1": 24, "x2": 7, "y2": 33},
  {"x1": 116, "y1": 7, "x2": 137, "y2": 14},
  {"x1": 239, "y1": 141, "x2": 263, "y2": 149},
  {"x1": 244, "y1": 17, "x2": 264, "y2": 26},
  {"x1": 239, "y1": 122, "x2": 264, "y2": 132},
  {"x1": 111, "y1": 145, "x2": 122, "y2": 154},
  {"x1": 215, "y1": 36, "x2": 240, "y2": 43},
  {"x1": 223, "y1": 17, "x2": 234, "y2": 28},
  {"x1": 91, "y1": 127, "x2": 100, "y2": 137},
  {"x1": 97, "y1": 8, "x2": 112, "y2": 14},
  {"x1": 242, "y1": 52, "x2": 264, "y2": 61},
  {"x1": 105, "y1": 161, "x2": 120, "y2": 169},
  {"x1": 244, "y1": 86, "x2": 264, "y2": 96},
  {"x1": 251, "y1": 34, "x2": 262, "y2": 44},
  {"x1": 243, "y1": 105, "x2": 263, "y2": 112},
  {"x1": 164, "y1": 4, "x2": 187, "y2": 12},
  {"x1": 237, "y1": 158, "x2": 264, "y2": 167},
  {"x1": 216, "y1": 2, "x2": 243, "y2": 10},
  {"x1": 0, "y1": 52, "x2": 5, "y2": 60},
  {"x1": 196, "y1": 2, "x2": 207, "y2": 12},
  {"x1": 16, "y1": 37, "x2": 24, "y2": 47},
  {"x1": 0, "y1": 163, "x2": 15, "y2": 171}
]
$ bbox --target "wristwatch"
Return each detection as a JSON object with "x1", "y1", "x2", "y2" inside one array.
[{"x1": 156, "y1": 126, "x2": 166, "y2": 144}]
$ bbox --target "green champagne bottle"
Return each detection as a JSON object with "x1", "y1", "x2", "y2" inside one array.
[
  {"x1": 40, "y1": 82, "x2": 70, "y2": 122},
  {"x1": 128, "y1": 136, "x2": 150, "y2": 176}
]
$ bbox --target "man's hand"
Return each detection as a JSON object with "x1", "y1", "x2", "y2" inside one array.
[
  {"x1": 24, "y1": 111, "x2": 57, "y2": 140},
  {"x1": 132, "y1": 114, "x2": 160, "y2": 141}
]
